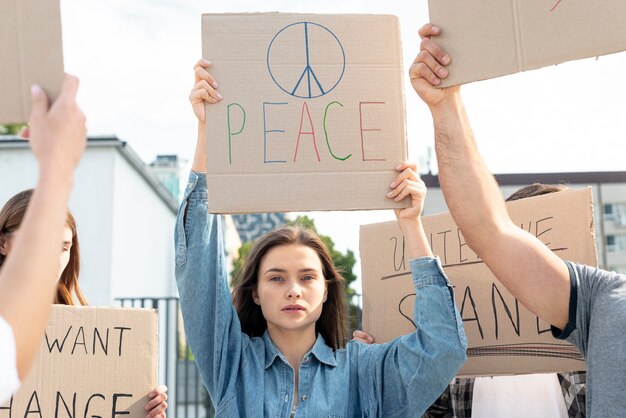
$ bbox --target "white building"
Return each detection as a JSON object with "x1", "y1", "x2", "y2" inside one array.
[
  {"x1": 0, "y1": 136, "x2": 178, "y2": 305},
  {"x1": 148, "y1": 154, "x2": 188, "y2": 202},
  {"x1": 421, "y1": 171, "x2": 626, "y2": 273},
  {"x1": 0, "y1": 136, "x2": 249, "y2": 416}
]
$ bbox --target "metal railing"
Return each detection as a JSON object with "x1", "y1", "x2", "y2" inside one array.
[{"x1": 115, "y1": 297, "x2": 214, "y2": 418}]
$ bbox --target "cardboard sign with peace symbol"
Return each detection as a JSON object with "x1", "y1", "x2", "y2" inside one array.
[{"x1": 202, "y1": 13, "x2": 409, "y2": 213}]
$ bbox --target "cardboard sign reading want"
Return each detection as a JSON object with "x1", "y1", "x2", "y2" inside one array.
[
  {"x1": 0, "y1": 0, "x2": 64, "y2": 124},
  {"x1": 1, "y1": 306, "x2": 158, "y2": 417},
  {"x1": 361, "y1": 188, "x2": 596, "y2": 376},
  {"x1": 202, "y1": 13, "x2": 407, "y2": 213},
  {"x1": 429, "y1": 0, "x2": 626, "y2": 86}
]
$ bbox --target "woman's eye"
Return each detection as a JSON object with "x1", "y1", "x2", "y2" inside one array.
[
  {"x1": 270, "y1": 276, "x2": 283, "y2": 282},
  {"x1": 302, "y1": 275, "x2": 314, "y2": 281}
]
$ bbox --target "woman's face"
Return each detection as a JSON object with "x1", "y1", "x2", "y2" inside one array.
[
  {"x1": 1, "y1": 226, "x2": 74, "y2": 280},
  {"x1": 254, "y1": 244, "x2": 327, "y2": 336}
]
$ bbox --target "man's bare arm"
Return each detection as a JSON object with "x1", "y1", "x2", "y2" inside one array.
[{"x1": 410, "y1": 24, "x2": 571, "y2": 330}]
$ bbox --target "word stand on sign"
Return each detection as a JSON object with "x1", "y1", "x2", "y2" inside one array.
[{"x1": 361, "y1": 188, "x2": 595, "y2": 376}]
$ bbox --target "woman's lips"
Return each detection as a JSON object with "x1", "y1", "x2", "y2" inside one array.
[{"x1": 282, "y1": 304, "x2": 305, "y2": 312}]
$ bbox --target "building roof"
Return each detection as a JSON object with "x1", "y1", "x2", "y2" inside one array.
[
  {"x1": 0, "y1": 136, "x2": 178, "y2": 214},
  {"x1": 421, "y1": 171, "x2": 626, "y2": 188}
]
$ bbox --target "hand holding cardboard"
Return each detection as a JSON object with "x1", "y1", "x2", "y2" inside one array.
[
  {"x1": 428, "y1": 0, "x2": 626, "y2": 86},
  {"x1": 361, "y1": 189, "x2": 594, "y2": 376},
  {"x1": 201, "y1": 13, "x2": 409, "y2": 213}
]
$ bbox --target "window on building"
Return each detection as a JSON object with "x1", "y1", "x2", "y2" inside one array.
[
  {"x1": 605, "y1": 203, "x2": 626, "y2": 226},
  {"x1": 609, "y1": 266, "x2": 626, "y2": 275},
  {"x1": 607, "y1": 235, "x2": 617, "y2": 253}
]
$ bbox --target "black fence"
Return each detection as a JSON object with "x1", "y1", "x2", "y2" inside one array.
[{"x1": 115, "y1": 297, "x2": 214, "y2": 418}]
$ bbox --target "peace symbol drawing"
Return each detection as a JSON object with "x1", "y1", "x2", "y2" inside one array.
[{"x1": 266, "y1": 22, "x2": 346, "y2": 99}]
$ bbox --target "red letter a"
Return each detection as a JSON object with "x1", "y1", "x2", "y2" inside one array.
[{"x1": 293, "y1": 102, "x2": 321, "y2": 162}]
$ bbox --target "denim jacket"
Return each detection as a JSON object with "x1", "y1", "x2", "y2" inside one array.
[{"x1": 175, "y1": 172, "x2": 467, "y2": 418}]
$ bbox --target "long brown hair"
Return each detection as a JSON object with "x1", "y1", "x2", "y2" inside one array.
[
  {"x1": 232, "y1": 226, "x2": 348, "y2": 350},
  {"x1": 0, "y1": 189, "x2": 88, "y2": 306}
]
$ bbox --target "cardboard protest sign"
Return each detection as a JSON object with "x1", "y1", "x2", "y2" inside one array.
[
  {"x1": 361, "y1": 188, "x2": 596, "y2": 376},
  {"x1": 202, "y1": 13, "x2": 408, "y2": 213},
  {"x1": 0, "y1": 0, "x2": 64, "y2": 124},
  {"x1": 1, "y1": 306, "x2": 158, "y2": 417},
  {"x1": 428, "y1": 0, "x2": 626, "y2": 86}
]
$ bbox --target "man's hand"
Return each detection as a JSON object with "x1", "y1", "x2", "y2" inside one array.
[{"x1": 409, "y1": 24, "x2": 460, "y2": 109}]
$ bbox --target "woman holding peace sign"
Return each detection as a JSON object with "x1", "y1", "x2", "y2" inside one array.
[{"x1": 174, "y1": 59, "x2": 467, "y2": 417}]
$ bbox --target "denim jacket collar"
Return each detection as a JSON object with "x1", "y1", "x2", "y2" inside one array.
[{"x1": 263, "y1": 331, "x2": 337, "y2": 369}]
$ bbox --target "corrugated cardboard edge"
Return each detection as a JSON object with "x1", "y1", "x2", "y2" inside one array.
[
  {"x1": 587, "y1": 188, "x2": 599, "y2": 267},
  {"x1": 437, "y1": 49, "x2": 626, "y2": 88},
  {"x1": 140, "y1": 307, "x2": 159, "y2": 391},
  {"x1": 201, "y1": 12, "x2": 402, "y2": 18}
]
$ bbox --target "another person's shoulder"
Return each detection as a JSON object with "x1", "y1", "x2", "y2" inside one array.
[
  {"x1": 566, "y1": 262, "x2": 626, "y2": 325},
  {"x1": 567, "y1": 261, "x2": 626, "y2": 290}
]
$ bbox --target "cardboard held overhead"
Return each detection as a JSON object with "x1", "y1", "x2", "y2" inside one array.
[
  {"x1": 361, "y1": 188, "x2": 596, "y2": 376},
  {"x1": 1, "y1": 305, "x2": 158, "y2": 417},
  {"x1": 428, "y1": 0, "x2": 626, "y2": 86},
  {"x1": 0, "y1": 0, "x2": 64, "y2": 124},
  {"x1": 202, "y1": 13, "x2": 408, "y2": 213}
]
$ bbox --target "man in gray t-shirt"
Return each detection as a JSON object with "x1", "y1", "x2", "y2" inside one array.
[
  {"x1": 409, "y1": 22, "x2": 626, "y2": 416},
  {"x1": 553, "y1": 262, "x2": 626, "y2": 416}
]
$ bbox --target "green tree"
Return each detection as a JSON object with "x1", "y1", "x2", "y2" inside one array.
[
  {"x1": 230, "y1": 241, "x2": 253, "y2": 287},
  {"x1": 230, "y1": 215, "x2": 361, "y2": 334},
  {"x1": 0, "y1": 123, "x2": 27, "y2": 135}
]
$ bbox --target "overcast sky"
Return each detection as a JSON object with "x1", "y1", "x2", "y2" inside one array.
[{"x1": 60, "y1": 0, "x2": 626, "y2": 293}]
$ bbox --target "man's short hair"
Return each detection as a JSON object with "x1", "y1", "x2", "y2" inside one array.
[{"x1": 505, "y1": 183, "x2": 568, "y2": 202}]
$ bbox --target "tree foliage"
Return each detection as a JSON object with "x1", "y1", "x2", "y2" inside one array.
[
  {"x1": 230, "y1": 241, "x2": 253, "y2": 287},
  {"x1": 0, "y1": 124, "x2": 27, "y2": 135}
]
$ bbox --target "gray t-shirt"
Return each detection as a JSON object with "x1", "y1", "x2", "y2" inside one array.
[{"x1": 552, "y1": 261, "x2": 626, "y2": 417}]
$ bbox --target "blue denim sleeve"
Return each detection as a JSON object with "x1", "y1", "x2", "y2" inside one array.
[
  {"x1": 359, "y1": 257, "x2": 467, "y2": 416},
  {"x1": 174, "y1": 171, "x2": 247, "y2": 408}
]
